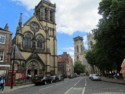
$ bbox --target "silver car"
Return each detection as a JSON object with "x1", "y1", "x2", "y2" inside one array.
[{"x1": 91, "y1": 74, "x2": 101, "y2": 81}]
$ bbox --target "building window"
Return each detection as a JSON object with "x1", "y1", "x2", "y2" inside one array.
[
  {"x1": 45, "y1": 8, "x2": 48, "y2": 20},
  {"x1": 0, "y1": 34, "x2": 6, "y2": 44},
  {"x1": 23, "y1": 32, "x2": 32, "y2": 49},
  {"x1": 81, "y1": 45, "x2": 83, "y2": 52},
  {"x1": 0, "y1": 50, "x2": 4, "y2": 62},
  {"x1": 77, "y1": 56, "x2": 79, "y2": 61},
  {"x1": 36, "y1": 35, "x2": 45, "y2": 50},
  {"x1": 50, "y1": 11, "x2": 53, "y2": 22},
  {"x1": 77, "y1": 46, "x2": 79, "y2": 52}
]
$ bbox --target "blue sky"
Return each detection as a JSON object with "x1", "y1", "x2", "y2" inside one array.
[{"x1": 0, "y1": 0, "x2": 101, "y2": 60}]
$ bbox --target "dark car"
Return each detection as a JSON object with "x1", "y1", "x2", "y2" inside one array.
[
  {"x1": 51, "y1": 75, "x2": 60, "y2": 82},
  {"x1": 45, "y1": 76, "x2": 53, "y2": 84},
  {"x1": 32, "y1": 76, "x2": 47, "y2": 85}
]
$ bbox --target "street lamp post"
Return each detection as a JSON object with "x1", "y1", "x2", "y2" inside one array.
[
  {"x1": 10, "y1": 45, "x2": 15, "y2": 89},
  {"x1": 45, "y1": 23, "x2": 49, "y2": 76}
]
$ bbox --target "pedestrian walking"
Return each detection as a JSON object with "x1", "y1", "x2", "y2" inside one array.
[{"x1": 0, "y1": 76, "x2": 5, "y2": 93}]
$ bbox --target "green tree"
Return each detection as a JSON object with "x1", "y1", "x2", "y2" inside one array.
[
  {"x1": 93, "y1": 0, "x2": 125, "y2": 72},
  {"x1": 74, "y1": 61, "x2": 85, "y2": 75}
]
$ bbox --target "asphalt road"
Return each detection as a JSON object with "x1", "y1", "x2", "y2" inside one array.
[{"x1": 3, "y1": 76, "x2": 125, "y2": 94}]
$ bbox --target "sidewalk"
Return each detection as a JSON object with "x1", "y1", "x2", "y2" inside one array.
[
  {"x1": 101, "y1": 77, "x2": 125, "y2": 84},
  {"x1": 3, "y1": 84, "x2": 34, "y2": 93}
]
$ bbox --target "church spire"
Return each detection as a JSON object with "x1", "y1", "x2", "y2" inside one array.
[
  {"x1": 16, "y1": 13, "x2": 23, "y2": 34},
  {"x1": 19, "y1": 13, "x2": 22, "y2": 28}
]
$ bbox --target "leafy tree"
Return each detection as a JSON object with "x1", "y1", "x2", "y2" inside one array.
[
  {"x1": 93, "y1": 0, "x2": 125, "y2": 72},
  {"x1": 74, "y1": 61, "x2": 85, "y2": 75}
]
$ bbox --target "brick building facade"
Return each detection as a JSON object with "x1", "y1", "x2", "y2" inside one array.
[
  {"x1": 0, "y1": 25, "x2": 12, "y2": 75},
  {"x1": 57, "y1": 52, "x2": 74, "y2": 78}
]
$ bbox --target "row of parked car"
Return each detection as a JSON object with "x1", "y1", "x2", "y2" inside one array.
[{"x1": 32, "y1": 75, "x2": 64, "y2": 86}]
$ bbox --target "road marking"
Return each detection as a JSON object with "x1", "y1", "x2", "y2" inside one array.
[
  {"x1": 64, "y1": 78, "x2": 83, "y2": 94},
  {"x1": 82, "y1": 87, "x2": 85, "y2": 94},
  {"x1": 39, "y1": 82, "x2": 63, "y2": 91},
  {"x1": 74, "y1": 78, "x2": 82, "y2": 86},
  {"x1": 39, "y1": 85, "x2": 52, "y2": 91},
  {"x1": 64, "y1": 87, "x2": 74, "y2": 94},
  {"x1": 82, "y1": 78, "x2": 86, "y2": 94},
  {"x1": 85, "y1": 78, "x2": 87, "y2": 86}
]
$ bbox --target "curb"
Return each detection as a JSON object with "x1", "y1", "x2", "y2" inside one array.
[
  {"x1": 101, "y1": 77, "x2": 125, "y2": 85},
  {"x1": 4, "y1": 84, "x2": 34, "y2": 93}
]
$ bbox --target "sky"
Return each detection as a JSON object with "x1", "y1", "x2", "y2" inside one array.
[{"x1": 0, "y1": 0, "x2": 101, "y2": 60}]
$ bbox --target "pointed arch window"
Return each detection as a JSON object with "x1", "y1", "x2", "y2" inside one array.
[
  {"x1": 50, "y1": 10, "x2": 53, "y2": 22},
  {"x1": 0, "y1": 50, "x2": 4, "y2": 62},
  {"x1": 36, "y1": 35, "x2": 45, "y2": 50},
  {"x1": 45, "y1": 8, "x2": 48, "y2": 20},
  {"x1": 23, "y1": 32, "x2": 32, "y2": 49},
  {"x1": 77, "y1": 45, "x2": 79, "y2": 52},
  {"x1": 81, "y1": 45, "x2": 83, "y2": 52}
]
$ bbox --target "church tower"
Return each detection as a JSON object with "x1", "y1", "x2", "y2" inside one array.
[
  {"x1": 74, "y1": 36, "x2": 84, "y2": 64},
  {"x1": 35, "y1": 0, "x2": 55, "y2": 23},
  {"x1": 13, "y1": 0, "x2": 57, "y2": 77}
]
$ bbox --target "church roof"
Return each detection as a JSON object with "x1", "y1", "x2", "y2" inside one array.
[
  {"x1": 73, "y1": 36, "x2": 83, "y2": 41},
  {"x1": 11, "y1": 44, "x2": 25, "y2": 61},
  {"x1": 0, "y1": 27, "x2": 5, "y2": 31}
]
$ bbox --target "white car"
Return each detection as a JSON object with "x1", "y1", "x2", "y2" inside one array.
[
  {"x1": 90, "y1": 74, "x2": 101, "y2": 81},
  {"x1": 89, "y1": 74, "x2": 93, "y2": 79}
]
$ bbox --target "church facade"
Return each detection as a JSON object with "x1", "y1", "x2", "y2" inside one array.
[{"x1": 13, "y1": 0, "x2": 57, "y2": 77}]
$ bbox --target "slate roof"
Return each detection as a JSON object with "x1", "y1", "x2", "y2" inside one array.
[
  {"x1": 0, "y1": 27, "x2": 6, "y2": 31},
  {"x1": 11, "y1": 44, "x2": 25, "y2": 61}
]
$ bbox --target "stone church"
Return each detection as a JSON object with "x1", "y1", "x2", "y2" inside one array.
[{"x1": 13, "y1": 0, "x2": 57, "y2": 78}]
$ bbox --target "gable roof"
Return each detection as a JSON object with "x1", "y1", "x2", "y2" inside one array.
[{"x1": 11, "y1": 44, "x2": 25, "y2": 61}]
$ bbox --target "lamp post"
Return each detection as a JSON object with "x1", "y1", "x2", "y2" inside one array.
[
  {"x1": 10, "y1": 45, "x2": 16, "y2": 89},
  {"x1": 45, "y1": 23, "x2": 49, "y2": 76}
]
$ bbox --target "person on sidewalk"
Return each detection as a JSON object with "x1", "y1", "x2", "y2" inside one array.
[
  {"x1": 0, "y1": 77, "x2": 5, "y2": 93},
  {"x1": 120, "y1": 59, "x2": 125, "y2": 80},
  {"x1": 0, "y1": 76, "x2": 5, "y2": 93}
]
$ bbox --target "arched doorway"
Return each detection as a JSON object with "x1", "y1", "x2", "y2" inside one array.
[{"x1": 26, "y1": 60, "x2": 43, "y2": 77}]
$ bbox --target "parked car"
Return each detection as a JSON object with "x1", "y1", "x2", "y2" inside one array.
[
  {"x1": 45, "y1": 76, "x2": 53, "y2": 84},
  {"x1": 91, "y1": 74, "x2": 101, "y2": 81},
  {"x1": 57, "y1": 75, "x2": 64, "y2": 81},
  {"x1": 32, "y1": 76, "x2": 47, "y2": 85},
  {"x1": 51, "y1": 75, "x2": 59, "y2": 82},
  {"x1": 89, "y1": 74, "x2": 93, "y2": 79}
]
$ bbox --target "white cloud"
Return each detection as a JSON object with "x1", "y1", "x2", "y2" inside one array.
[
  {"x1": 11, "y1": 0, "x2": 102, "y2": 35},
  {"x1": 11, "y1": 0, "x2": 39, "y2": 10},
  {"x1": 83, "y1": 35, "x2": 88, "y2": 50}
]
